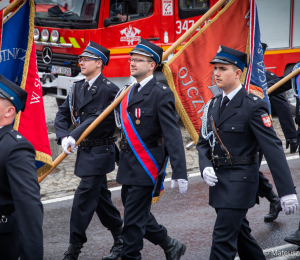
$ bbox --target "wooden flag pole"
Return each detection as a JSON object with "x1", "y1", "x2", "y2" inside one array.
[
  {"x1": 268, "y1": 68, "x2": 300, "y2": 94},
  {"x1": 4, "y1": 0, "x2": 23, "y2": 16},
  {"x1": 162, "y1": 0, "x2": 227, "y2": 60},
  {"x1": 38, "y1": 0, "x2": 228, "y2": 183}
]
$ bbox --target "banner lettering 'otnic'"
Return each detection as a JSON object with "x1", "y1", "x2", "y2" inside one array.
[
  {"x1": 163, "y1": 0, "x2": 269, "y2": 144},
  {"x1": 0, "y1": 0, "x2": 52, "y2": 176}
]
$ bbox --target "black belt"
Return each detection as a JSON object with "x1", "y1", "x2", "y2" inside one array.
[
  {"x1": 0, "y1": 204, "x2": 15, "y2": 215},
  {"x1": 119, "y1": 138, "x2": 163, "y2": 150},
  {"x1": 79, "y1": 136, "x2": 118, "y2": 147},
  {"x1": 211, "y1": 153, "x2": 259, "y2": 166}
]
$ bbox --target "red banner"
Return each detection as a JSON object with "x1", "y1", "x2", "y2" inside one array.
[
  {"x1": 18, "y1": 42, "x2": 52, "y2": 174},
  {"x1": 163, "y1": 0, "x2": 250, "y2": 143}
]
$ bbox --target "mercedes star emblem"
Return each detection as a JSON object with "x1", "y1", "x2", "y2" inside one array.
[{"x1": 42, "y1": 47, "x2": 52, "y2": 64}]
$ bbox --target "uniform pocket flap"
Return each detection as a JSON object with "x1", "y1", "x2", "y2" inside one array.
[
  {"x1": 141, "y1": 108, "x2": 153, "y2": 116},
  {"x1": 223, "y1": 124, "x2": 244, "y2": 132},
  {"x1": 229, "y1": 172, "x2": 255, "y2": 182},
  {"x1": 93, "y1": 145, "x2": 115, "y2": 154}
]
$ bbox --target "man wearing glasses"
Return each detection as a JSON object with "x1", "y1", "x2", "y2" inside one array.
[
  {"x1": 114, "y1": 38, "x2": 187, "y2": 260},
  {"x1": 55, "y1": 41, "x2": 123, "y2": 260}
]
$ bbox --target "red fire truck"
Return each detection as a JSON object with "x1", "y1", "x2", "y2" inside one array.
[{"x1": 16, "y1": 0, "x2": 300, "y2": 107}]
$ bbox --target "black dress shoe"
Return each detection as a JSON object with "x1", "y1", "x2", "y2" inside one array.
[
  {"x1": 102, "y1": 226, "x2": 123, "y2": 260},
  {"x1": 284, "y1": 229, "x2": 300, "y2": 246},
  {"x1": 62, "y1": 242, "x2": 83, "y2": 260},
  {"x1": 159, "y1": 236, "x2": 186, "y2": 260},
  {"x1": 264, "y1": 190, "x2": 282, "y2": 222}
]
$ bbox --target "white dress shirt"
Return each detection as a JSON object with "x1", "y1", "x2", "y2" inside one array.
[
  {"x1": 221, "y1": 84, "x2": 242, "y2": 106},
  {"x1": 86, "y1": 72, "x2": 101, "y2": 91},
  {"x1": 132, "y1": 74, "x2": 154, "y2": 92}
]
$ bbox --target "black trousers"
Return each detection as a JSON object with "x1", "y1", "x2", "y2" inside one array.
[
  {"x1": 121, "y1": 185, "x2": 167, "y2": 260},
  {"x1": 270, "y1": 93, "x2": 296, "y2": 139},
  {"x1": 70, "y1": 175, "x2": 123, "y2": 243},
  {"x1": 209, "y1": 208, "x2": 266, "y2": 260},
  {"x1": 257, "y1": 150, "x2": 273, "y2": 198}
]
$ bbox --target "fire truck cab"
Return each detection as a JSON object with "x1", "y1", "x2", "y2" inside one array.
[
  {"x1": 25, "y1": 0, "x2": 300, "y2": 109},
  {"x1": 34, "y1": 0, "x2": 215, "y2": 105}
]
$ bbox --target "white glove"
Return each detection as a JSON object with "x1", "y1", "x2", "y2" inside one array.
[
  {"x1": 62, "y1": 136, "x2": 76, "y2": 154},
  {"x1": 203, "y1": 167, "x2": 218, "y2": 186},
  {"x1": 280, "y1": 194, "x2": 299, "y2": 215},
  {"x1": 171, "y1": 179, "x2": 188, "y2": 194}
]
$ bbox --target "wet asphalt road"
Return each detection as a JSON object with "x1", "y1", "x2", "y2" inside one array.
[{"x1": 43, "y1": 156, "x2": 300, "y2": 260}]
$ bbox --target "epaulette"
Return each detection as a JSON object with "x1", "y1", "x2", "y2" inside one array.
[
  {"x1": 156, "y1": 82, "x2": 169, "y2": 92},
  {"x1": 8, "y1": 130, "x2": 26, "y2": 142},
  {"x1": 102, "y1": 78, "x2": 113, "y2": 87},
  {"x1": 245, "y1": 92, "x2": 260, "y2": 103}
]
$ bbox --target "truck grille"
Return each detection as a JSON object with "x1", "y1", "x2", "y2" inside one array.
[{"x1": 36, "y1": 51, "x2": 81, "y2": 77}]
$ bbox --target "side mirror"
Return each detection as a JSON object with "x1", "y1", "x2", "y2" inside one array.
[{"x1": 104, "y1": 18, "x2": 112, "y2": 27}]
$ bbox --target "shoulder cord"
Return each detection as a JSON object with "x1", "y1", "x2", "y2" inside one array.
[
  {"x1": 201, "y1": 99, "x2": 215, "y2": 148},
  {"x1": 68, "y1": 83, "x2": 80, "y2": 127},
  {"x1": 114, "y1": 86, "x2": 128, "y2": 129}
]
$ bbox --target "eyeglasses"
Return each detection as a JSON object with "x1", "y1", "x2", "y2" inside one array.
[
  {"x1": 128, "y1": 58, "x2": 154, "y2": 64},
  {"x1": 78, "y1": 58, "x2": 99, "y2": 63}
]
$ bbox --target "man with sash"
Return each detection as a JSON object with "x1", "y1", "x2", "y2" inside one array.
[
  {"x1": 114, "y1": 38, "x2": 188, "y2": 260},
  {"x1": 197, "y1": 46, "x2": 298, "y2": 260},
  {"x1": 0, "y1": 74, "x2": 43, "y2": 259},
  {"x1": 55, "y1": 41, "x2": 123, "y2": 260}
]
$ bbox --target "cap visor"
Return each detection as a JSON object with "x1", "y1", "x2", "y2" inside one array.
[
  {"x1": 129, "y1": 49, "x2": 152, "y2": 57},
  {"x1": 79, "y1": 51, "x2": 99, "y2": 59},
  {"x1": 210, "y1": 58, "x2": 232, "y2": 65}
]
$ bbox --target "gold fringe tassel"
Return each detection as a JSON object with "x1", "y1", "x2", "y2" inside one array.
[
  {"x1": 162, "y1": 0, "x2": 237, "y2": 145},
  {"x1": 36, "y1": 151, "x2": 53, "y2": 177},
  {"x1": 151, "y1": 190, "x2": 165, "y2": 204}
]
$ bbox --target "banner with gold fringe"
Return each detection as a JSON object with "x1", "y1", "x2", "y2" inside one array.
[
  {"x1": 163, "y1": 0, "x2": 253, "y2": 144},
  {"x1": 0, "y1": 0, "x2": 52, "y2": 176}
]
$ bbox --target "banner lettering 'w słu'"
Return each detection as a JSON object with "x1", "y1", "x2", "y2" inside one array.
[
  {"x1": 163, "y1": 0, "x2": 269, "y2": 144},
  {"x1": 0, "y1": 0, "x2": 52, "y2": 176}
]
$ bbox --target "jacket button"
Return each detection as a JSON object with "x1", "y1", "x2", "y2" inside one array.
[
  {"x1": 82, "y1": 147, "x2": 85, "y2": 150},
  {"x1": 215, "y1": 168, "x2": 218, "y2": 171},
  {"x1": 244, "y1": 177, "x2": 246, "y2": 179},
  {"x1": 106, "y1": 148, "x2": 108, "y2": 151},
  {"x1": 129, "y1": 112, "x2": 131, "y2": 114},
  {"x1": 232, "y1": 127, "x2": 235, "y2": 130},
  {"x1": 217, "y1": 128, "x2": 219, "y2": 131},
  {"x1": 95, "y1": 109, "x2": 97, "y2": 112},
  {"x1": 82, "y1": 112, "x2": 84, "y2": 115},
  {"x1": 142, "y1": 111, "x2": 145, "y2": 113}
]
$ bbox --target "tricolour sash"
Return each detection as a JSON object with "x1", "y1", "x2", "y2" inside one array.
[{"x1": 120, "y1": 87, "x2": 169, "y2": 203}]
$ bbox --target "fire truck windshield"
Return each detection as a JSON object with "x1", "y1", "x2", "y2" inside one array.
[{"x1": 35, "y1": 0, "x2": 100, "y2": 29}]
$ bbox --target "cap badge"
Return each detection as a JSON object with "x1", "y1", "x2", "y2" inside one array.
[
  {"x1": 163, "y1": 86, "x2": 167, "y2": 89},
  {"x1": 16, "y1": 135, "x2": 22, "y2": 139},
  {"x1": 217, "y1": 46, "x2": 222, "y2": 53},
  {"x1": 253, "y1": 97, "x2": 258, "y2": 100}
]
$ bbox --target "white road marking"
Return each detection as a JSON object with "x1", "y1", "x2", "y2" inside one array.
[{"x1": 42, "y1": 155, "x2": 299, "y2": 205}]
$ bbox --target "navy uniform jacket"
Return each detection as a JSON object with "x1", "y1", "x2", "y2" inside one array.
[
  {"x1": 55, "y1": 73, "x2": 119, "y2": 177},
  {"x1": 266, "y1": 70, "x2": 292, "y2": 96},
  {"x1": 116, "y1": 77, "x2": 187, "y2": 186},
  {"x1": 0, "y1": 125, "x2": 43, "y2": 259},
  {"x1": 196, "y1": 87, "x2": 295, "y2": 209}
]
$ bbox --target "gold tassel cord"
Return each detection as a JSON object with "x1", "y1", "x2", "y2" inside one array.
[
  {"x1": 36, "y1": 151, "x2": 54, "y2": 177},
  {"x1": 151, "y1": 190, "x2": 165, "y2": 204}
]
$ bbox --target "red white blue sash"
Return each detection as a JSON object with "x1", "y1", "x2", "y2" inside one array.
[{"x1": 120, "y1": 87, "x2": 167, "y2": 194}]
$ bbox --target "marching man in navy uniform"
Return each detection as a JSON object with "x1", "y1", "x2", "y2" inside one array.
[
  {"x1": 114, "y1": 38, "x2": 188, "y2": 260},
  {"x1": 196, "y1": 46, "x2": 299, "y2": 260},
  {"x1": 55, "y1": 41, "x2": 123, "y2": 260},
  {"x1": 0, "y1": 74, "x2": 43, "y2": 259}
]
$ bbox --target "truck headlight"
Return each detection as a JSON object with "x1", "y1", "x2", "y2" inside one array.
[
  {"x1": 41, "y1": 29, "x2": 49, "y2": 42},
  {"x1": 34, "y1": 28, "x2": 40, "y2": 41},
  {"x1": 51, "y1": 30, "x2": 59, "y2": 43}
]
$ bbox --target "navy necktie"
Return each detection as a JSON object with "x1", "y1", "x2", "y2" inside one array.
[
  {"x1": 130, "y1": 83, "x2": 140, "y2": 100},
  {"x1": 83, "y1": 81, "x2": 89, "y2": 96},
  {"x1": 220, "y1": 96, "x2": 230, "y2": 115}
]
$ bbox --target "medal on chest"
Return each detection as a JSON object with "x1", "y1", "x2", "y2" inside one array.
[{"x1": 135, "y1": 108, "x2": 141, "y2": 125}]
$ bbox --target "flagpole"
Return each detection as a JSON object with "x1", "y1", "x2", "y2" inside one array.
[
  {"x1": 268, "y1": 68, "x2": 300, "y2": 94},
  {"x1": 162, "y1": 0, "x2": 227, "y2": 60},
  {"x1": 4, "y1": 0, "x2": 23, "y2": 16},
  {"x1": 38, "y1": 0, "x2": 228, "y2": 183}
]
